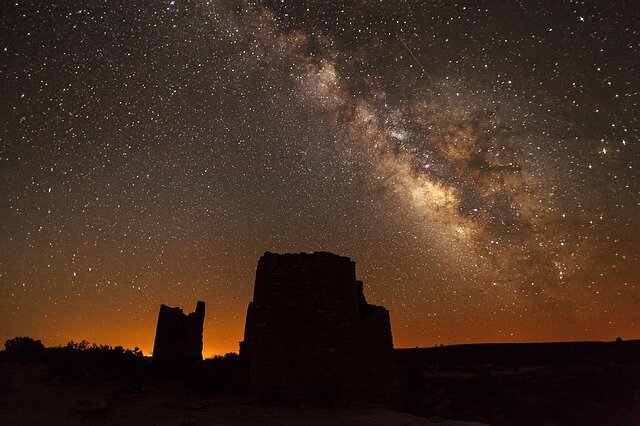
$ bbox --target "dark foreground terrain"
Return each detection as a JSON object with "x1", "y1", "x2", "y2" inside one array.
[
  {"x1": 1, "y1": 338, "x2": 639, "y2": 425},
  {"x1": 0, "y1": 338, "x2": 474, "y2": 425},
  {"x1": 1, "y1": 362, "x2": 475, "y2": 425},
  {"x1": 396, "y1": 340, "x2": 640, "y2": 425}
]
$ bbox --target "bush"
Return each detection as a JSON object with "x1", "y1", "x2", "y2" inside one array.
[
  {"x1": 45, "y1": 340, "x2": 147, "y2": 382},
  {"x1": 3, "y1": 336, "x2": 45, "y2": 362},
  {"x1": 192, "y1": 353, "x2": 248, "y2": 396}
]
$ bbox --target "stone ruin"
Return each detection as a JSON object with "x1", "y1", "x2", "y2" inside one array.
[
  {"x1": 240, "y1": 251, "x2": 400, "y2": 407},
  {"x1": 152, "y1": 301, "x2": 205, "y2": 370}
]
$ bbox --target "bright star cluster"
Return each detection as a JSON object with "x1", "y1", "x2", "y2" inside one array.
[{"x1": 1, "y1": 0, "x2": 638, "y2": 355}]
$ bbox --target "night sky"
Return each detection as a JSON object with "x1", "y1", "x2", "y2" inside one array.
[{"x1": 1, "y1": 0, "x2": 638, "y2": 356}]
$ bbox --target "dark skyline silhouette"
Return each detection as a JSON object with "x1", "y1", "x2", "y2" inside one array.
[{"x1": 1, "y1": 0, "x2": 639, "y2": 357}]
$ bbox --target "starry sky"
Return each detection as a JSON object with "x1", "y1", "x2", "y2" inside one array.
[{"x1": 1, "y1": 0, "x2": 639, "y2": 356}]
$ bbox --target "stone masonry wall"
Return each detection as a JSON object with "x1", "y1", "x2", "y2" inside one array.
[
  {"x1": 240, "y1": 252, "x2": 400, "y2": 407},
  {"x1": 152, "y1": 301, "x2": 205, "y2": 370}
]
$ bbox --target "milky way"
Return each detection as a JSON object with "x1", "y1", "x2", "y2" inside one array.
[{"x1": 1, "y1": 1, "x2": 639, "y2": 355}]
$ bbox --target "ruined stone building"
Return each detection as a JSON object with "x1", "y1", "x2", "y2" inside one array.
[
  {"x1": 240, "y1": 252, "x2": 400, "y2": 407},
  {"x1": 152, "y1": 301, "x2": 205, "y2": 370}
]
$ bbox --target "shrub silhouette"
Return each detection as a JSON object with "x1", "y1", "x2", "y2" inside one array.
[
  {"x1": 3, "y1": 336, "x2": 45, "y2": 362},
  {"x1": 192, "y1": 352, "x2": 248, "y2": 396},
  {"x1": 45, "y1": 340, "x2": 147, "y2": 381}
]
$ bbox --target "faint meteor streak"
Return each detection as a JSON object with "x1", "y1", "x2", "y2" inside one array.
[{"x1": 395, "y1": 31, "x2": 427, "y2": 76}]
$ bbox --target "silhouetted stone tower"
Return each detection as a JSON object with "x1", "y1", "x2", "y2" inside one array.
[
  {"x1": 240, "y1": 252, "x2": 400, "y2": 407},
  {"x1": 152, "y1": 301, "x2": 205, "y2": 370}
]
